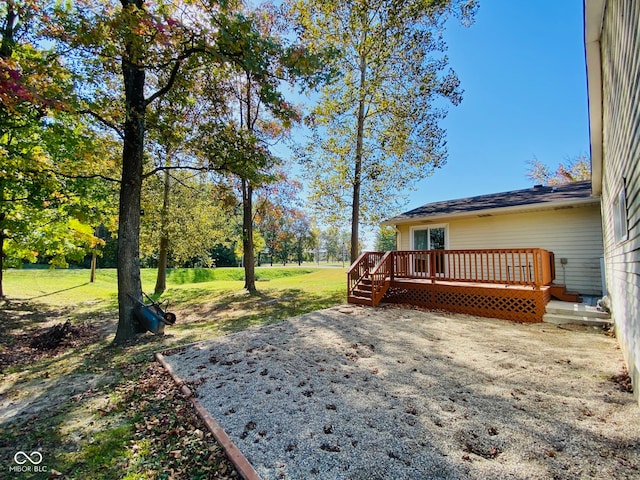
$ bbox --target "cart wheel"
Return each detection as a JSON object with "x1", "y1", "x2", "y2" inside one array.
[{"x1": 164, "y1": 312, "x2": 177, "y2": 325}]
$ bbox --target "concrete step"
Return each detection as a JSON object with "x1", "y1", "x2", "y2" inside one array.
[
  {"x1": 545, "y1": 300, "x2": 611, "y2": 319},
  {"x1": 544, "y1": 299, "x2": 612, "y2": 327},
  {"x1": 543, "y1": 313, "x2": 613, "y2": 328}
]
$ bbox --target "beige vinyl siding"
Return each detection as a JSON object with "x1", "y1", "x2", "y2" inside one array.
[
  {"x1": 600, "y1": 0, "x2": 640, "y2": 402},
  {"x1": 395, "y1": 203, "x2": 603, "y2": 295}
]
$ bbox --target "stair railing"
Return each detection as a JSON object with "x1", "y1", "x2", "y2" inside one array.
[
  {"x1": 369, "y1": 251, "x2": 393, "y2": 306},
  {"x1": 348, "y1": 251, "x2": 383, "y2": 296}
]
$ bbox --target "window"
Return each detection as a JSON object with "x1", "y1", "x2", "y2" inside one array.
[
  {"x1": 410, "y1": 225, "x2": 448, "y2": 275},
  {"x1": 613, "y1": 179, "x2": 628, "y2": 244},
  {"x1": 411, "y1": 226, "x2": 447, "y2": 250}
]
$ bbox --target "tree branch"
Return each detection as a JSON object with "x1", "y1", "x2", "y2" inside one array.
[
  {"x1": 78, "y1": 110, "x2": 125, "y2": 139},
  {"x1": 44, "y1": 169, "x2": 121, "y2": 183},
  {"x1": 145, "y1": 55, "x2": 184, "y2": 107},
  {"x1": 143, "y1": 159, "x2": 248, "y2": 179},
  {"x1": 142, "y1": 164, "x2": 210, "y2": 179}
]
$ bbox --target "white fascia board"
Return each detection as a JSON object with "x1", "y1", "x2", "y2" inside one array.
[
  {"x1": 381, "y1": 197, "x2": 600, "y2": 226},
  {"x1": 584, "y1": 0, "x2": 606, "y2": 195}
]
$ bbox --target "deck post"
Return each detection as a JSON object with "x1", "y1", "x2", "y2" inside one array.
[{"x1": 429, "y1": 250, "x2": 435, "y2": 283}]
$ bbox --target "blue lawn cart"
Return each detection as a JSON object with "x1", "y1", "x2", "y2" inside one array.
[{"x1": 130, "y1": 292, "x2": 177, "y2": 335}]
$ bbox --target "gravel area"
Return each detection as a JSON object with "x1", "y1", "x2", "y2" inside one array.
[{"x1": 161, "y1": 305, "x2": 640, "y2": 480}]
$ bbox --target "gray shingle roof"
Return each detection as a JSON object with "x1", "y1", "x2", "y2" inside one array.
[{"x1": 385, "y1": 180, "x2": 595, "y2": 223}]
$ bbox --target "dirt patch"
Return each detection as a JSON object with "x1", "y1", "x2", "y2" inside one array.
[
  {"x1": 162, "y1": 304, "x2": 640, "y2": 480},
  {"x1": 611, "y1": 366, "x2": 634, "y2": 393},
  {"x1": 0, "y1": 301, "x2": 117, "y2": 426},
  {"x1": 0, "y1": 301, "x2": 106, "y2": 372}
]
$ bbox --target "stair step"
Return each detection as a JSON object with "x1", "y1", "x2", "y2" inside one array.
[
  {"x1": 552, "y1": 293, "x2": 582, "y2": 302},
  {"x1": 543, "y1": 313, "x2": 613, "y2": 328},
  {"x1": 545, "y1": 302, "x2": 611, "y2": 319},
  {"x1": 351, "y1": 289, "x2": 371, "y2": 299},
  {"x1": 549, "y1": 291, "x2": 581, "y2": 302},
  {"x1": 549, "y1": 284, "x2": 582, "y2": 302},
  {"x1": 348, "y1": 295, "x2": 373, "y2": 306}
]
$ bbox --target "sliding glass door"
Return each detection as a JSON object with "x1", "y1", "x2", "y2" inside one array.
[{"x1": 411, "y1": 226, "x2": 447, "y2": 276}]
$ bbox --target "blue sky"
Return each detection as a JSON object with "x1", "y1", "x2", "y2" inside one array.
[{"x1": 405, "y1": 0, "x2": 590, "y2": 210}]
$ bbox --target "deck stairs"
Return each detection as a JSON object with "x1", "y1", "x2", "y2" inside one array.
[
  {"x1": 349, "y1": 275, "x2": 393, "y2": 307},
  {"x1": 348, "y1": 276, "x2": 375, "y2": 306},
  {"x1": 549, "y1": 284, "x2": 582, "y2": 303},
  {"x1": 543, "y1": 298, "x2": 612, "y2": 328}
]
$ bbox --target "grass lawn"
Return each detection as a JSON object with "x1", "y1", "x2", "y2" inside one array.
[{"x1": 0, "y1": 266, "x2": 347, "y2": 479}]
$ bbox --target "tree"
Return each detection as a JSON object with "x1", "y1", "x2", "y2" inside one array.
[
  {"x1": 289, "y1": 209, "x2": 312, "y2": 265},
  {"x1": 375, "y1": 225, "x2": 396, "y2": 251},
  {"x1": 52, "y1": 0, "x2": 329, "y2": 343},
  {"x1": 254, "y1": 171, "x2": 306, "y2": 265},
  {"x1": 211, "y1": 5, "x2": 310, "y2": 293},
  {"x1": 320, "y1": 227, "x2": 350, "y2": 263},
  {"x1": 198, "y1": 121, "x2": 279, "y2": 285},
  {"x1": 140, "y1": 171, "x2": 237, "y2": 279},
  {"x1": 143, "y1": 61, "x2": 231, "y2": 294},
  {"x1": 526, "y1": 155, "x2": 591, "y2": 186},
  {"x1": 289, "y1": 0, "x2": 476, "y2": 263}
]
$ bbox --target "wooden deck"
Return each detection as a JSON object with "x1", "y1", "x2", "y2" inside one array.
[{"x1": 348, "y1": 249, "x2": 557, "y2": 322}]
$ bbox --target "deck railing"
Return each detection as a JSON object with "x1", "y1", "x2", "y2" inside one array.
[
  {"x1": 392, "y1": 249, "x2": 555, "y2": 288},
  {"x1": 348, "y1": 248, "x2": 555, "y2": 306}
]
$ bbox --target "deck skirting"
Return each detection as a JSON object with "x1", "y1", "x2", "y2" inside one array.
[{"x1": 383, "y1": 279, "x2": 551, "y2": 322}]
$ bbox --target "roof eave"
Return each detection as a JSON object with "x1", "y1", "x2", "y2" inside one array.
[
  {"x1": 382, "y1": 196, "x2": 600, "y2": 226},
  {"x1": 584, "y1": 0, "x2": 606, "y2": 196}
]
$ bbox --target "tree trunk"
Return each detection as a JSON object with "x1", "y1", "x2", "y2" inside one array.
[
  {"x1": 0, "y1": 231, "x2": 5, "y2": 299},
  {"x1": 154, "y1": 166, "x2": 171, "y2": 295},
  {"x1": 242, "y1": 179, "x2": 256, "y2": 293},
  {"x1": 1, "y1": 2, "x2": 13, "y2": 300},
  {"x1": 241, "y1": 72, "x2": 257, "y2": 294},
  {"x1": 0, "y1": 6, "x2": 17, "y2": 58},
  {"x1": 351, "y1": 51, "x2": 367, "y2": 264},
  {"x1": 155, "y1": 237, "x2": 169, "y2": 294},
  {"x1": 114, "y1": 1, "x2": 146, "y2": 344},
  {"x1": 90, "y1": 250, "x2": 97, "y2": 283}
]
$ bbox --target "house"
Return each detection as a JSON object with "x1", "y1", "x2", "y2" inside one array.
[
  {"x1": 348, "y1": 181, "x2": 603, "y2": 323},
  {"x1": 384, "y1": 180, "x2": 604, "y2": 298},
  {"x1": 585, "y1": 0, "x2": 640, "y2": 402}
]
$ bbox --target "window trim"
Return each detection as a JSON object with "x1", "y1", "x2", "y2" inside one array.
[
  {"x1": 409, "y1": 224, "x2": 449, "y2": 250},
  {"x1": 613, "y1": 178, "x2": 629, "y2": 245}
]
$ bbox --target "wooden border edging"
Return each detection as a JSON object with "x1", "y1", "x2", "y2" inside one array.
[{"x1": 155, "y1": 352, "x2": 262, "y2": 480}]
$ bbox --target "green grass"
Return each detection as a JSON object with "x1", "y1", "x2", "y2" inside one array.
[{"x1": 3, "y1": 266, "x2": 346, "y2": 308}]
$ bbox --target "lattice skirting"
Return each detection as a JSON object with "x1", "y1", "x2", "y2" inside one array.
[{"x1": 383, "y1": 282, "x2": 551, "y2": 322}]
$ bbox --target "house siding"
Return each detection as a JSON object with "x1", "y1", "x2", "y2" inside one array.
[
  {"x1": 600, "y1": 0, "x2": 640, "y2": 401},
  {"x1": 395, "y1": 203, "x2": 603, "y2": 295}
]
